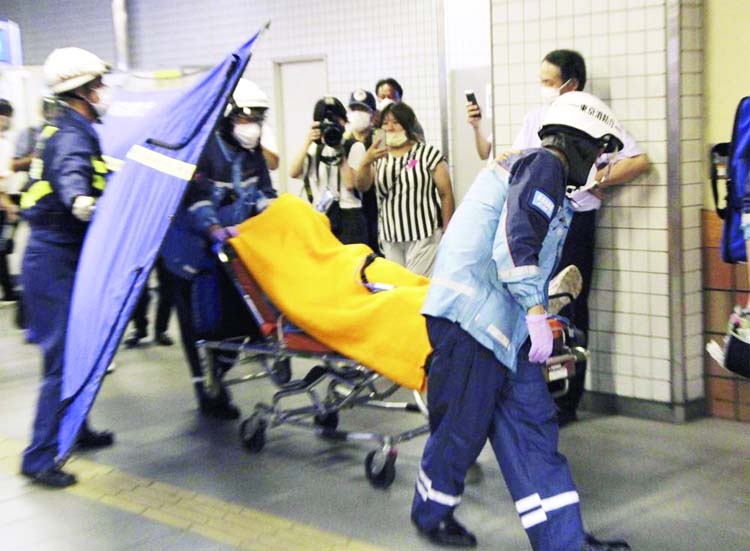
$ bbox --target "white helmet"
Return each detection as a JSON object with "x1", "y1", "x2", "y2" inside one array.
[
  {"x1": 44, "y1": 47, "x2": 109, "y2": 94},
  {"x1": 539, "y1": 91, "x2": 623, "y2": 153},
  {"x1": 232, "y1": 78, "x2": 270, "y2": 110}
]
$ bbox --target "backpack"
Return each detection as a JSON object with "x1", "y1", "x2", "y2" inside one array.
[{"x1": 711, "y1": 96, "x2": 750, "y2": 263}]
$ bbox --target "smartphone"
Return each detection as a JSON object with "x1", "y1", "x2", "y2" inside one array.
[
  {"x1": 374, "y1": 128, "x2": 387, "y2": 150},
  {"x1": 465, "y1": 89, "x2": 478, "y2": 106}
]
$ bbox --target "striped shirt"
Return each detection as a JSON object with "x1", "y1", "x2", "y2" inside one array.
[{"x1": 374, "y1": 142, "x2": 444, "y2": 242}]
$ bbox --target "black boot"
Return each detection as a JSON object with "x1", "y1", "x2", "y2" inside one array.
[
  {"x1": 413, "y1": 514, "x2": 477, "y2": 548},
  {"x1": 76, "y1": 424, "x2": 115, "y2": 450},
  {"x1": 199, "y1": 386, "x2": 240, "y2": 420},
  {"x1": 22, "y1": 467, "x2": 77, "y2": 488},
  {"x1": 123, "y1": 329, "x2": 147, "y2": 348},
  {"x1": 581, "y1": 533, "x2": 631, "y2": 550}
]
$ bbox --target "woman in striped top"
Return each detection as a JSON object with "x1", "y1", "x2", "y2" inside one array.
[{"x1": 353, "y1": 102, "x2": 454, "y2": 276}]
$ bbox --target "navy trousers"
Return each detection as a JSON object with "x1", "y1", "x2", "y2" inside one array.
[
  {"x1": 411, "y1": 317, "x2": 585, "y2": 551},
  {"x1": 20, "y1": 235, "x2": 80, "y2": 473}
]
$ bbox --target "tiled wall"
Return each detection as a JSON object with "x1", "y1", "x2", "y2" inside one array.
[
  {"x1": 490, "y1": 0, "x2": 705, "y2": 420},
  {"x1": 6, "y1": 1, "x2": 446, "y2": 153}
]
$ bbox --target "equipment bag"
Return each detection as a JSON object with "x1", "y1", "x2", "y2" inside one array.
[{"x1": 711, "y1": 96, "x2": 750, "y2": 263}]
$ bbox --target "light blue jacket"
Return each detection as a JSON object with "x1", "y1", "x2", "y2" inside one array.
[{"x1": 421, "y1": 149, "x2": 572, "y2": 371}]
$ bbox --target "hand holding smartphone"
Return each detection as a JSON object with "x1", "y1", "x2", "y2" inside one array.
[
  {"x1": 465, "y1": 89, "x2": 481, "y2": 120},
  {"x1": 374, "y1": 128, "x2": 387, "y2": 150}
]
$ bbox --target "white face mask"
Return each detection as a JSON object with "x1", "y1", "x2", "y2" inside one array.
[
  {"x1": 385, "y1": 130, "x2": 408, "y2": 148},
  {"x1": 233, "y1": 122, "x2": 262, "y2": 150},
  {"x1": 348, "y1": 111, "x2": 371, "y2": 133},
  {"x1": 540, "y1": 79, "x2": 572, "y2": 104},
  {"x1": 377, "y1": 98, "x2": 394, "y2": 111},
  {"x1": 91, "y1": 86, "x2": 112, "y2": 117}
]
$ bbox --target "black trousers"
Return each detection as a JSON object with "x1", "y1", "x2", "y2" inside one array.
[
  {"x1": 131, "y1": 258, "x2": 174, "y2": 336},
  {"x1": 553, "y1": 210, "x2": 596, "y2": 414},
  {"x1": 171, "y1": 263, "x2": 260, "y2": 403}
]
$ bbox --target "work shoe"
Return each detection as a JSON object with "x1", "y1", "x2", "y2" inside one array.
[
  {"x1": 548, "y1": 265, "x2": 583, "y2": 315},
  {"x1": 22, "y1": 467, "x2": 77, "y2": 488},
  {"x1": 155, "y1": 333, "x2": 174, "y2": 346},
  {"x1": 413, "y1": 514, "x2": 478, "y2": 548},
  {"x1": 581, "y1": 533, "x2": 631, "y2": 550},
  {"x1": 199, "y1": 396, "x2": 240, "y2": 420},
  {"x1": 123, "y1": 330, "x2": 147, "y2": 348},
  {"x1": 76, "y1": 427, "x2": 115, "y2": 450}
]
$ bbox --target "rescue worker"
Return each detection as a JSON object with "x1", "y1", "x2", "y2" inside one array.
[
  {"x1": 410, "y1": 92, "x2": 631, "y2": 551},
  {"x1": 20, "y1": 47, "x2": 115, "y2": 488},
  {"x1": 161, "y1": 78, "x2": 277, "y2": 420}
]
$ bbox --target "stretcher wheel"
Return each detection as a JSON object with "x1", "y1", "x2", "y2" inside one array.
[
  {"x1": 270, "y1": 358, "x2": 292, "y2": 385},
  {"x1": 314, "y1": 411, "x2": 339, "y2": 430},
  {"x1": 240, "y1": 413, "x2": 267, "y2": 453},
  {"x1": 365, "y1": 449, "x2": 397, "y2": 489}
]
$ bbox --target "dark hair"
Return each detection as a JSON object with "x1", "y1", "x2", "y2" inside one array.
[
  {"x1": 0, "y1": 98, "x2": 13, "y2": 117},
  {"x1": 543, "y1": 50, "x2": 586, "y2": 90},
  {"x1": 378, "y1": 101, "x2": 419, "y2": 142},
  {"x1": 375, "y1": 78, "x2": 403, "y2": 100}
]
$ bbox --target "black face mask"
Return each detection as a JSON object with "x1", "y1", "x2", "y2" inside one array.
[{"x1": 541, "y1": 132, "x2": 600, "y2": 188}]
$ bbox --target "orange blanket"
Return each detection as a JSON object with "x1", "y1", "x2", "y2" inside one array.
[{"x1": 230, "y1": 194, "x2": 429, "y2": 391}]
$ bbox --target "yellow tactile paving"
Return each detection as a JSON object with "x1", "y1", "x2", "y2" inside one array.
[{"x1": 0, "y1": 437, "x2": 391, "y2": 551}]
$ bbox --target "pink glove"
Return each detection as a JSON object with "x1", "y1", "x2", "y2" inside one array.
[
  {"x1": 526, "y1": 313, "x2": 553, "y2": 364},
  {"x1": 226, "y1": 226, "x2": 239, "y2": 238}
]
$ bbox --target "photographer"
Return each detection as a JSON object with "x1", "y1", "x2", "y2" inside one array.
[{"x1": 289, "y1": 96, "x2": 367, "y2": 245}]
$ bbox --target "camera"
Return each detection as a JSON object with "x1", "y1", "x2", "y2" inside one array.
[
  {"x1": 319, "y1": 119, "x2": 344, "y2": 147},
  {"x1": 313, "y1": 96, "x2": 347, "y2": 147}
]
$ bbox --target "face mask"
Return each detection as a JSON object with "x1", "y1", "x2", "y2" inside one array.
[
  {"x1": 90, "y1": 85, "x2": 112, "y2": 118},
  {"x1": 0, "y1": 115, "x2": 10, "y2": 132},
  {"x1": 377, "y1": 98, "x2": 394, "y2": 111},
  {"x1": 385, "y1": 130, "x2": 408, "y2": 148},
  {"x1": 540, "y1": 78, "x2": 572, "y2": 104},
  {"x1": 233, "y1": 122, "x2": 262, "y2": 149},
  {"x1": 348, "y1": 111, "x2": 371, "y2": 133}
]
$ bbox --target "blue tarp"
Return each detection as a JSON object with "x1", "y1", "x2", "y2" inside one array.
[{"x1": 57, "y1": 32, "x2": 261, "y2": 463}]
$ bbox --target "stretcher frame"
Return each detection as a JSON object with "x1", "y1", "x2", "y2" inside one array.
[
  {"x1": 196, "y1": 243, "x2": 430, "y2": 489},
  {"x1": 196, "y1": 244, "x2": 586, "y2": 489}
]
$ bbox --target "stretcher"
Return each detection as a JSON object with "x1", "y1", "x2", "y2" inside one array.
[
  {"x1": 196, "y1": 243, "x2": 430, "y2": 489},
  {"x1": 193, "y1": 195, "x2": 586, "y2": 489}
]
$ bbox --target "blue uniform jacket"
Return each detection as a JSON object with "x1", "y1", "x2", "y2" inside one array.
[
  {"x1": 21, "y1": 106, "x2": 107, "y2": 245},
  {"x1": 421, "y1": 149, "x2": 571, "y2": 372},
  {"x1": 162, "y1": 131, "x2": 277, "y2": 279}
]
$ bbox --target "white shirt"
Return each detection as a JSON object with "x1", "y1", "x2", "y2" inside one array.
[
  {"x1": 511, "y1": 104, "x2": 645, "y2": 211},
  {"x1": 0, "y1": 132, "x2": 14, "y2": 193},
  {"x1": 303, "y1": 143, "x2": 362, "y2": 210}
]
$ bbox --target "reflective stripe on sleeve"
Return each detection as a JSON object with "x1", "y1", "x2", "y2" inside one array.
[
  {"x1": 498, "y1": 265, "x2": 540, "y2": 280},
  {"x1": 20, "y1": 180, "x2": 53, "y2": 210},
  {"x1": 188, "y1": 200, "x2": 213, "y2": 212}
]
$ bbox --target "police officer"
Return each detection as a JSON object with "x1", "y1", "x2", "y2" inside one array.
[
  {"x1": 20, "y1": 47, "x2": 115, "y2": 488},
  {"x1": 161, "y1": 78, "x2": 277, "y2": 420},
  {"x1": 410, "y1": 92, "x2": 631, "y2": 551}
]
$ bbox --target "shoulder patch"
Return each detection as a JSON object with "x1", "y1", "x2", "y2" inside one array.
[{"x1": 529, "y1": 188, "x2": 555, "y2": 220}]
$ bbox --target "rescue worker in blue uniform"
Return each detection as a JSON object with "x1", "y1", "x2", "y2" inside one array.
[
  {"x1": 161, "y1": 78, "x2": 277, "y2": 420},
  {"x1": 19, "y1": 47, "x2": 115, "y2": 488},
  {"x1": 409, "y1": 92, "x2": 631, "y2": 551}
]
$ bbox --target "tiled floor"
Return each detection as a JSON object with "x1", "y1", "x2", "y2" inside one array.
[{"x1": 1, "y1": 301, "x2": 750, "y2": 550}]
